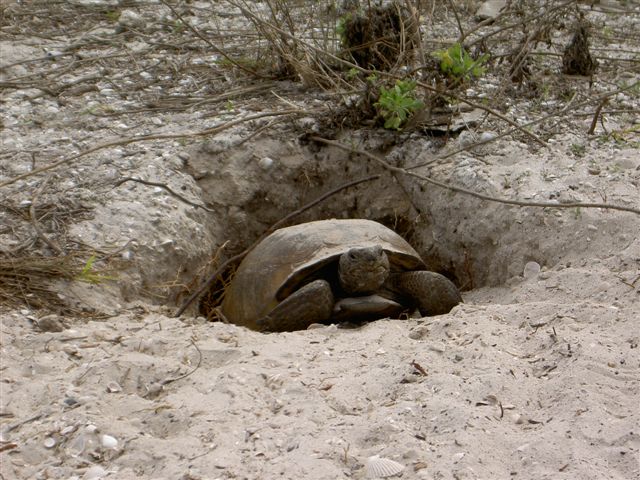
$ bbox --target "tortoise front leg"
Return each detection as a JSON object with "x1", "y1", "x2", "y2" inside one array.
[
  {"x1": 391, "y1": 271, "x2": 462, "y2": 316},
  {"x1": 256, "y1": 279, "x2": 334, "y2": 332}
]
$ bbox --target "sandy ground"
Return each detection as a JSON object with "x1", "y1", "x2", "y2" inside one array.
[
  {"x1": 1, "y1": 1, "x2": 640, "y2": 479},
  {"x1": 1, "y1": 260, "x2": 638, "y2": 479}
]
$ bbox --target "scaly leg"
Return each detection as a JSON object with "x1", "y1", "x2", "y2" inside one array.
[
  {"x1": 256, "y1": 279, "x2": 334, "y2": 332},
  {"x1": 391, "y1": 271, "x2": 462, "y2": 316}
]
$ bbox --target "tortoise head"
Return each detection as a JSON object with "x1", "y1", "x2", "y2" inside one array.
[{"x1": 338, "y1": 245, "x2": 390, "y2": 295}]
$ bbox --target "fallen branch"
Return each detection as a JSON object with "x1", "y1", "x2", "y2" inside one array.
[
  {"x1": 426, "y1": 83, "x2": 638, "y2": 165},
  {"x1": 310, "y1": 136, "x2": 640, "y2": 216},
  {"x1": 464, "y1": 0, "x2": 575, "y2": 48},
  {"x1": 29, "y1": 175, "x2": 63, "y2": 254},
  {"x1": 114, "y1": 177, "x2": 216, "y2": 213}
]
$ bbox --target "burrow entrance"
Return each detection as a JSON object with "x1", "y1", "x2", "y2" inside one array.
[{"x1": 182, "y1": 131, "x2": 616, "y2": 326}]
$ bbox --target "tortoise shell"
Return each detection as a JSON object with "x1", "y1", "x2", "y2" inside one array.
[{"x1": 221, "y1": 219, "x2": 425, "y2": 330}]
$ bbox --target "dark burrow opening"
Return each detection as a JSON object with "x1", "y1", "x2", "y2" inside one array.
[
  {"x1": 186, "y1": 137, "x2": 485, "y2": 330},
  {"x1": 185, "y1": 133, "x2": 578, "y2": 331}
]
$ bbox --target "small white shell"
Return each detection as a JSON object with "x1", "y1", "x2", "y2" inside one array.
[
  {"x1": 480, "y1": 131, "x2": 496, "y2": 142},
  {"x1": 43, "y1": 437, "x2": 56, "y2": 448},
  {"x1": 106, "y1": 381, "x2": 122, "y2": 393},
  {"x1": 101, "y1": 434, "x2": 118, "y2": 449},
  {"x1": 85, "y1": 424, "x2": 97, "y2": 433},
  {"x1": 61, "y1": 425, "x2": 76, "y2": 435},
  {"x1": 365, "y1": 455, "x2": 405, "y2": 478},
  {"x1": 258, "y1": 157, "x2": 274, "y2": 170}
]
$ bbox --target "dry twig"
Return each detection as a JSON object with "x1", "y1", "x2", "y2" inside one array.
[
  {"x1": 28, "y1": 176, "x2": 63, "y2": 254},
  {"x1": 114, "y1": 177, "x2": 215, "y2": 213},
  {"x1": 310, "y1": 136, "x2": 640, "y2": 216},
  {"x1": 160, "y1": 339, "x2": 203, "y2": 386}
]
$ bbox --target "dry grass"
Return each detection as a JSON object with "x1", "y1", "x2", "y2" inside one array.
[{"x1": 0, "y1": 253, "x2": 81, "y2": 311}]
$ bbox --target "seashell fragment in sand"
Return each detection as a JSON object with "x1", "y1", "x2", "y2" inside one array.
[
  {"x1": 365, "y1": 455, "x2": 405, "y2": 478},
  {"x1": 101, "y1": 434, "x2": 118, "y2": 449},
  {"x1": 106, "y1": 381, "x2": 122, "y2": 393}
]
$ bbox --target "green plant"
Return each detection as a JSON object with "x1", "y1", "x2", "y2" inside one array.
[
  {"x1": 374, "y1": 80, "x2": 424, "y2": 130},
  {"x1": 570, "y1": 143, "x2": 586, "y2": 157},
  {"x1": 172, "y1": 20, "x2": 185, "y2": 34},
  {"x1": 573, "y1": 207, "x2": 582, "y2": 220},
  {"x1": 214, "y1": 55, "x2": 264, "y2": 71},
  {"x1": 433, "y1": 43, "x2": 488, "y2": 82},
  {"x1": 598, "y1": 124, "x2": 640, "y2": 147},
  {"x1": 336, "y1": 14, "x2": 351, "y2": 45},
  {"x1": 346, "y1": 67, "x2": 359, "y2": 80},
  {"x1": 104, "y1": 10, "x2": 120, "y2": 22},
  {"x1": 76, "y1": 255, "x2": 116, "y2": 284}
]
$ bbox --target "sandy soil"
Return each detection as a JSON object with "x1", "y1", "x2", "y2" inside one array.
[{"x1": 1, "y1": 1, "x2": 639, "y2": 479}]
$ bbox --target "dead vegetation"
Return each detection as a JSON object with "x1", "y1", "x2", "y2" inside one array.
[
  {"x1": 1, "y1": 0, "x2": 639, "y2": 312},
  {"x1": 562, "y1": 18, "x2": 598, "y2": 76},
  {"x1": 339, "y1": 2, "x2": 420, "y2": 70},
  {"x1": 0, "y1": 176, "x2": 115, "y2": 313},
  {"x1": 0, "y1": 253, "x2": 82, "y2": 311}
]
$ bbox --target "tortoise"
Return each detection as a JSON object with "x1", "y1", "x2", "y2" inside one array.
[{"x1": 221, "y1": 219, "x2": 462, "y2": 332}]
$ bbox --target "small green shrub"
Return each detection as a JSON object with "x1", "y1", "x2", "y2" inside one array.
[
  {"x1": 76, "y1": 255, "x2": 116, "y2": 284},
  {"x1": 570, "y1": 143, "x2": 586, "y2": 157},
  {"x1": 104, "y1": 10, "x2": 120, "y2": 22},
  {"x1": 346, "y1": 67, "x2": 359, "y2": 80},
  {"x1": 374, "y1": 80, "x2": 424, "y2": 130},
  {"x1": 172, "y1": 20, "x2": 185, "y2": 34},
  {"x1": 433, "y1": 43, "x2": 488, "y2": 82},
  {"x1": 336, "y1": 14, "x2": 350, "y2": 45}
]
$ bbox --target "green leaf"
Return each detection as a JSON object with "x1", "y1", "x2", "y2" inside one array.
[
  {"x1": 374, "y1": 80, "x2": 423, "y2": 130},
  {"x1": 76, "y1": 255, "x2": 117, "y2": 284},
  {"x1": 432, "y1": 43, "x2": 488, "y2": 82}
]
